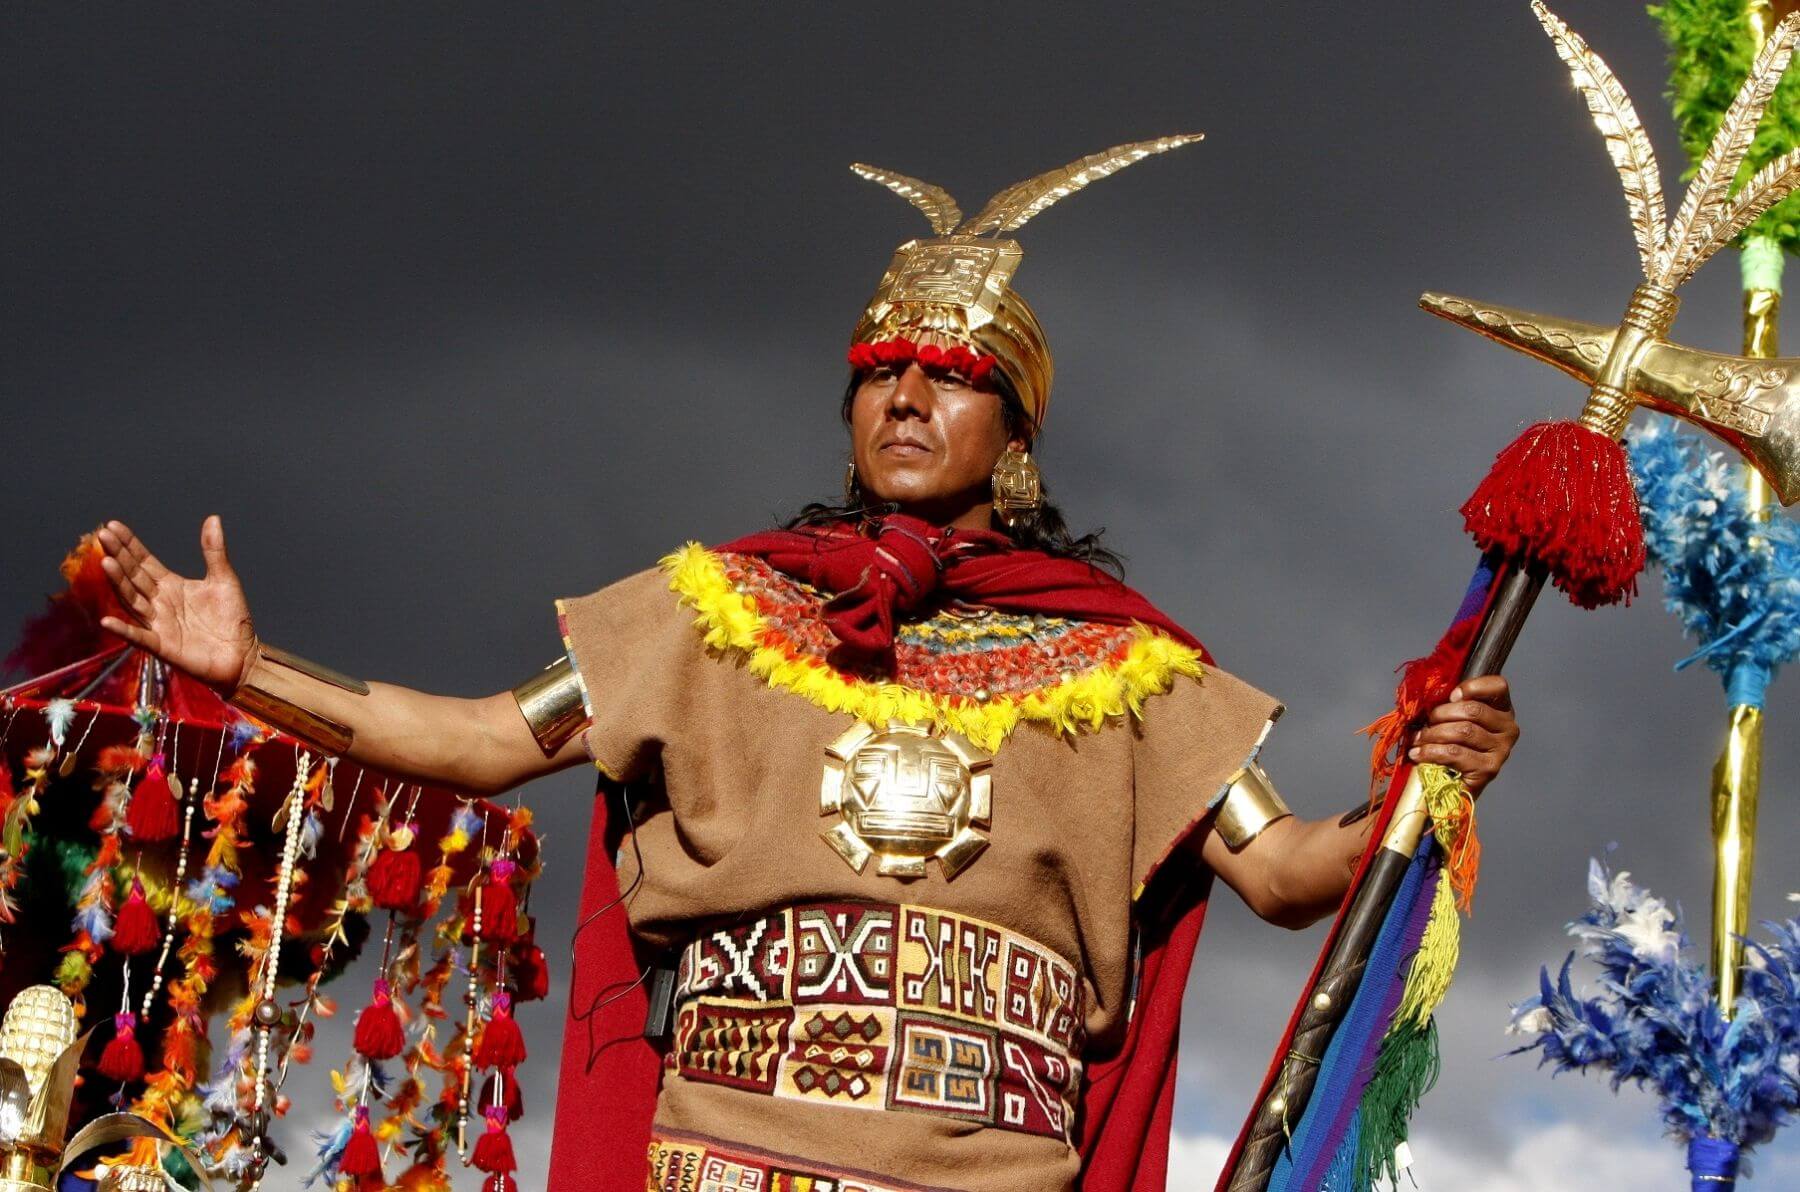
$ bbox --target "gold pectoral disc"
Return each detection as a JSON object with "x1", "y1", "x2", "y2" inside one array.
[{"x1": 819, "y1": 721, "x2": 993, "y2": 880}]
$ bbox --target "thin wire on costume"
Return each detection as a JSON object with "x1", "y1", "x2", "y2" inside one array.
[{"x1": 569, "y1": 783, "x2": 653, "y2": 1072}]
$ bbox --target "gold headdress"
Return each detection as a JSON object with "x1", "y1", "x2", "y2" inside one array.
[{"x1": 850, "y1": 134, "x2": 1204, "y2": 430}]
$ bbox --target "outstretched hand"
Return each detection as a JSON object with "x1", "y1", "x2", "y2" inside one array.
[
  {"x1": 96, "y1": 516, "x2": 257, "y2": 691},
  {"x1": 1410, "y1": 674, "x2": 1519, "y2": 798}
]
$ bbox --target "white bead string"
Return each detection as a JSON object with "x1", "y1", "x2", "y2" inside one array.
[{"x1": 245, "y1": 748, "x2": 310, "y2": 1189}]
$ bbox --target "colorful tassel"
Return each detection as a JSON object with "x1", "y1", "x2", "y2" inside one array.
[
  {"x1": 1460, "y1": 420, "x2": 1644, "y2": 609},
  {"x1": 471, "y1": 1105, "x2": 517, "y2": 1174},
  {"x1": 125, "y1": 758, "x2": 179, "y2": 842},
  {"x1": 475, "y1": 992, "x2": 527, "y2": 1069},
  {"x1": 111, "y1": 880, "x2": 161, "y2": 955},
  {"x1": 367, "y1": 842, "x2": 423, "y2": 913},
  {"x1": 480, "y1": 1071, "x2": 524, "y2": 1122},
  {"x1": 353, "y1": 979, "x2": 405, "y2": 1060},
  {"x1": 1418, "y1": 764, "x2": 1481, "y2": 911},
  {"x1": 97, "y1": 1012, "x2": 144, "y2": 1082},
  {"x1": 339, "y1": 1106, "x2": 384, "y2": 1180},
  {"x1": 1392, "y1": 868, "x2": 1462, "y2": 1032},
  {"x1": 1355, "y1": 1020, "x2": 1441, "y2": 1188},
  {"x1": 475, "y1": 858, "x2": 519, "y2": 944}
]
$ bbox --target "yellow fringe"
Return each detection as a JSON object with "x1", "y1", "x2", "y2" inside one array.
[
  {"x1": 1418, "y1": 761, "x2": 1481, "y2": 912},
  {"x1": 1392, "y1": 865, "x2": 1461, "y2": 1031},
  {"x1": 661, "y1": 542, "x2": 1205, "y2": 752}
]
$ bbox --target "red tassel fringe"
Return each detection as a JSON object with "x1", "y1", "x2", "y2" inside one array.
[
  {"x1": 97, "y1": 1013, "x2": 144, "y2": 1082},
  {"x1": 1460, "y1": 420, "x2": 1644, "y2": 609},
  {"x1": 126, "y1": 761, "x2": 180, "y2": 842},
  {"x1": 353, "y1": 980, "x2": 405, "y2": 1060},
  {"x1": 111, "y1": 883, "x2": 162, "y2": 956},
  {"x1": 366, "y1": 846, "x2": 423, "y2": 913},
  {"x1": 1359, "y1": 618, "x2": 1478, "y2": 784},
  {"x1": 483, "y1": 1177, "x2": 517, "y2": 1192},
  {"x1": 475, "y1": 860, "x2": 519, "y2": 944},
  {"x1": 513, "y1": 941, "x2": 550, "y2": 1002},
  {"x1": 475, "y1": 994, "x2": 527, "y2": 1069},
  {"x1": 472, "y1": 1106, "x2": 517, "y2": 1174},
  {"x1": 340, "y1": 1109, "x2": 384, "y2": 1179}
]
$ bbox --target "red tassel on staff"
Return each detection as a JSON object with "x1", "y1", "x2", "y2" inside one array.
[
  {"x1": 126, "y1": 758, "x2": 180, "y2": 843},
  {"x1": 97, "y1": 1012, "x2": 144, "y2": 1082},
  {"x1": 1460, "y1": 420, "x2": 1644, "y2": 609},
  {"x1": 353, "y1": 979, "x2": 405, "y2": 1060},
  {"x1": 471, "y1": 1105, "x2": 518, "y2": 1174},
  {"x1": 339, "y1": 1106, "x2": 384, "y2": 1180},
  {"x1": 475, "y1": 992, "x2": 527, "y2": 1069},
  {"x1": 474, "y1": 858, "x2": 520, "y2": 944},
  {"x1": 111, "y1": 881, "x2": 162, "y2": 955}
]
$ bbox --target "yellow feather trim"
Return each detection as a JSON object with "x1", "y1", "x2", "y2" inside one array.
[{"x1": 661, "y1": 542, "x2": 1204, "y2": 751}]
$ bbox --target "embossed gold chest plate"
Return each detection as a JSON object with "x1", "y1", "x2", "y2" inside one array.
[{"x1": 819, "y1": 721, "x2": 993, "y2": 880}]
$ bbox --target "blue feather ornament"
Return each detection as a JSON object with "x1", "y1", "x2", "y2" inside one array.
[{"x1": 1627, "y1": 420, "x2": 1800, "y2": 706}]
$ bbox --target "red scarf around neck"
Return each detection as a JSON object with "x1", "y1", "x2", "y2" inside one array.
[{"x1": 721, "y1": 514, "x2": 1208, "y2": 670}]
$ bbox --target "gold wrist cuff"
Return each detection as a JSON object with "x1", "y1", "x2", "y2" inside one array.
[
  {"x1": 1214, "y1": 761, "x2": 1292, "y2": 851},
  {"x1": 228, "y1": 643, "x2": 366, "y2": 756},
  {"x1": 511, "y1": 656, "x2": 587, "y2": 754}
]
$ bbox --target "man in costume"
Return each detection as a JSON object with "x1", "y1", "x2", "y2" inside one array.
[{"x1": 90, "y1": 136, "x2": 1519, "y2": 1191}]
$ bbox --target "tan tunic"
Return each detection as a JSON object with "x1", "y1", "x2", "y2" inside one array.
[{"x1": 559, "y1": 556, "x2": 1280, "y2": 1192}]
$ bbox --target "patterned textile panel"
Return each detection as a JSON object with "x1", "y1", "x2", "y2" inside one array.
[{"x1": 670, "y1": 901, "x2": 1084, "y2": 1142}]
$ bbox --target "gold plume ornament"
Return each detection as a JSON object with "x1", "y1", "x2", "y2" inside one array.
[
  {"x1": 851, "y1": 134, "x2": 1204, "y2": 429},
  {"x1": 1423, "y1": 2, "x2": 1800, "y2": 502}
]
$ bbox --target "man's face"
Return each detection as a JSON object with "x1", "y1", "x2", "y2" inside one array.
[{"x1": 848, "y1": 357, "x2": 1023, "y2": 529}]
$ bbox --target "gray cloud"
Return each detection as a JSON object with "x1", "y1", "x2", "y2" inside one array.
[{"x1": 5, "y1": 2, "x2": 1798, "y2": 1186}]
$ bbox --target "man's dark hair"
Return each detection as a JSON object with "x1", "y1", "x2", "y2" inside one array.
[{"x1": 785, "y1": 373, "x2": 1125, "y2": 577}]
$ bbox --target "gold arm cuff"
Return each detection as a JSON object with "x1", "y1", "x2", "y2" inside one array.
[
  {"x1": 227, "y1": 643, "x2": 365, "y2": 755},
  {"x1": 1214, "y1": 761, "x2": 1292, "y2": 851},
  {"x1": 511, "y1": 656, "x2": 587, "y2": 754}
]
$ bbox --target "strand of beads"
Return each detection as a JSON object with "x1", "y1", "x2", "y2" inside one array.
[{"x1": 243, "y1": 749, "x2": 310, "y2": 1190}]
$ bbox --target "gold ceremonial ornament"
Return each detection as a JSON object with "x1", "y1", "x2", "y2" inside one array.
[
  {"x1": 228, "y1": 642, "x2": 368, "y2": 756},
  {"x1": 1213, "y1": 761, "x2": 1294, "y2": 851},
  {"x1": 989, "y1": 449, "x2": 1043, "y2": 527},
  {"x1": 819, "y1": 720, "x2": 993, "y2": 879},
  {"x1": 1424, "y1": 3, "x2": 1800, "y2": 505},
  {"x1": 510, "y1": 655, "x2": 587, "y2": 754},
  {"x1": 851, "y1": 134, "x2": 1204, "y2": 431}
]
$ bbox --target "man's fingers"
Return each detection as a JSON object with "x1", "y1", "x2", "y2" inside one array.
[
  {"x1": 99, "y1": 615, "x2": 159, "y2": 654},
  {"x1": 1414, "y1": 720, "x2": 1503, "y2": 754},
  {"x1": 104, "y1": 520, "x2": 170, "y2": 582},
  {"x1": 198, "y1": 514, "x2": 236, "y2": 579},
  {"x1": 1409, "y1": 742, "x2": 1490, "y2": 776},
  {"x1": 1450, "y1": 674, "x2": 1512, "y2": 711},
  {"x1": 1425, "y1": 699, "x2": 1513, "y2": 733},
  {"x1": 100, "y1": 556, "x2": 156, "y2": 621}
]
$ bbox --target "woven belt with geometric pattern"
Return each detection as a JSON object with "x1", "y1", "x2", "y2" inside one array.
[{"x1": 669, "y1": 900, "x2": 1086, "y2": 1143}]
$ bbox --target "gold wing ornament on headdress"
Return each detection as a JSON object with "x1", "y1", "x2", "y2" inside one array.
[
  {"x1": 955, "y1": 133, "x2": 1205, "y2": 237},
  {"x1": 847, "y1": 164, "x2": 963, "y2": 236}
]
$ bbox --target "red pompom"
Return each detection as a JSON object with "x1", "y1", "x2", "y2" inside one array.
[
  {"x1": 339, "y1": 1108, "x2": 384, "y2": 1179},
  {"x1": 111, "y1": 882, "x2": 162, "y2": 956},
  {"x1": 475, "y1": 993, "x2": 527, "y2": 1069},
  {"x1": 126, "y1": 760, "x2": 180, "y2": 843},
  {"x1": 512, "y1": 941, "x2": 549, "y2": 1003},
  {"x1": 471, "y1": 1106, "x2": 517, "y2": 1174},
  {"x1": 480, "y1": 1071, "x2": 524, "y2": 1122},
  {"x1": 97, "y1": 1013, "x2": 144, "y2": 1082},
  {"x1": 353, "y1": 980, "x2": 405, "y2": 1060},
  {"x1": 366, "y1": 846, "x2": 422, "y2": 913},
  {"x1": 1460, "y1": 420, "x2": 1645, "y2": 609},
  {"x1": 474, "y1": 859, "x2": 519, "y2": 944}
]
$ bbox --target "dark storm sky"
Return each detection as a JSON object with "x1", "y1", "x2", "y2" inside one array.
[{"x1": 5, "y1": 3, "x2": 1798, "y2": 1186}]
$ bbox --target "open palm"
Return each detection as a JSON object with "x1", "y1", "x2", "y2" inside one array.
[{"x1": 96, "y1": 516, "x2": 256, "y2": 690}]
